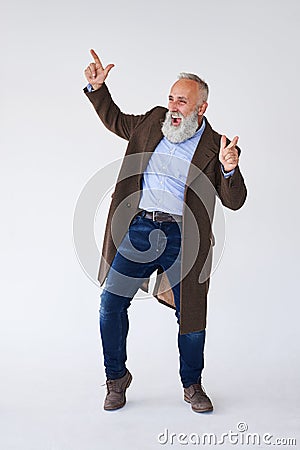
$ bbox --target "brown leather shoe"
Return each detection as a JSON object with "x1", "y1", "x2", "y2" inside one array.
[
  {"x1": 104, "y1": 370, "x2": 132, "y2": 411},
  {"x1": 184, "y1": 384, "x2": 213, "y2": 413}
]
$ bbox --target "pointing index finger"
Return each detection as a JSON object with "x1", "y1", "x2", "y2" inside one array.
[
  {"x1": 220, "y1": 135, "x2": 227, "y2": 152},
  {"x1": 90, "y1": 49, "x2": 103, "y2": 67}
]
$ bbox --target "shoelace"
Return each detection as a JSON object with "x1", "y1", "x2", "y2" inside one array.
[
  {"x1": 193, "y1": 384, "x2": 207, "y2": 396},
  {"x1": 101, "y1": 378, "x2": 121, "y2": 394}
]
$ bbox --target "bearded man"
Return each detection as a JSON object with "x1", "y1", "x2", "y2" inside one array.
[{"x1": 83, "y1": 49, "x2": 247, "y2": 413}]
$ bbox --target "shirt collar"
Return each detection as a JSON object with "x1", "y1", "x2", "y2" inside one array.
[{"x1": 193, "y1": 117, "x2": 206, "y2": 138}]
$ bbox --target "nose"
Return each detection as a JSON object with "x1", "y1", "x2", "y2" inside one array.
[{"x1": 169, "y1": 100, "x2": 178, "y2": 111}]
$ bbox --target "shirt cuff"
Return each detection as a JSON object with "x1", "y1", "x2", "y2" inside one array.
[
  {"x1": 221, "y1": 164, "x2": 235, "y2": 178},
  {"x1": 86, "y1": 83, "x2": 94, "y2": 92}
]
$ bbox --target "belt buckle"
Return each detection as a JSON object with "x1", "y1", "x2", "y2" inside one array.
[{"x1": 152, "y1": 211, "x2": 156, "y2": 221}]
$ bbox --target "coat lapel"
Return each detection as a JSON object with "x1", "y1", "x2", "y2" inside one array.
[
  {"x1": 137, "y1": 114, "x2": 219, "y2": 188},
  {"x1": 185, "y1": 119, "x2": 219, "y2": 187},
  {"x1": 139, "y1": 115, "x2": 165, "y2": 172}
]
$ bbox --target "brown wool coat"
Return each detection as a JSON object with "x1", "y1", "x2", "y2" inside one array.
[{"x1": 85, "y1": 84, "x2": 247, "y2": 334}]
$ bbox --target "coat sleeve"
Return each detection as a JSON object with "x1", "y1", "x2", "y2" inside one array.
[
  {"x1": 84, "y1": 83, "x2": 147, "y2": 141},
  {"x1": 210, "y1": 132, "x2": 247, "y2": 210},
  {"x1": 215, "y1": 164, "x2": 247, "y2": 210}
]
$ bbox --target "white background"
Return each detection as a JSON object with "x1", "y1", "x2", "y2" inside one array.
[{"x1": 1, "y1": 0, "x2": 299, "y2": 449}]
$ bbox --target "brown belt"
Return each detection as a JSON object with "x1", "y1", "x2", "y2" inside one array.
[{"x1": 138, "y1": 210, "x2": 182, "y2": 223}]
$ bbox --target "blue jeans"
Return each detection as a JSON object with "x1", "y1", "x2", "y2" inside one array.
[{"x1": 99, "y1": 213, "x2": 206, "y2": 388}]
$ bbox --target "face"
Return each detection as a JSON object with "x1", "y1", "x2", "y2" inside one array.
[{"x1": 168, "y1": 79, "x2": 208, "y2": 126}]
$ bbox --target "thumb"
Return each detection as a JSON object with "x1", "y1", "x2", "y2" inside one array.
[{"x1": 104, "y1": 64, "x2": 115, "y2": 77}]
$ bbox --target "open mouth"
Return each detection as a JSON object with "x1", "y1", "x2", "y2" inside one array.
[{"x1": 171, "y1": 114, "x2": 182, "y2": 127}]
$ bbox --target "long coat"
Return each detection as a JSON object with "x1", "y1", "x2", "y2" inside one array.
[{"x1": 85, "y1": 84, "x2": 247, "y2": 334}]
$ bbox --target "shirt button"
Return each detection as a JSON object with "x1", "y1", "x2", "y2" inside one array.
[{"x1": 126, "y1": 202, "x2": 131, "y2": 207}]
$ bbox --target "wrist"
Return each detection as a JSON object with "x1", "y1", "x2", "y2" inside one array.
[
  {"x1": 221, "y1": 164, "x2": 236, "y2": 179},
  {"x1": 222, "y1": 164, "x2": 236, "y2": 173},
  {"x1": 91, "y1": 82, "x2": 103, "y2": 91}
]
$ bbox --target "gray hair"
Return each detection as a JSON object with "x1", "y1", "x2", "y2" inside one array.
[{"x1": 178, "y1": 72, "x2": 209, "y2": 103}]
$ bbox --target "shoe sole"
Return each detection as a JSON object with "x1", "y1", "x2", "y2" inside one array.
[
  {"x1": 184, "y1": 395, "x2": 213, "y2": 413},
  {"x1": 104, "y1": 372, "x2": 133, "y2": 411}
]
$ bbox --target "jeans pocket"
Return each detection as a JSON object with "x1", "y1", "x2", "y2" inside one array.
[{"x1": 129, "y1": 214, "x2": 141, "y2": 227}]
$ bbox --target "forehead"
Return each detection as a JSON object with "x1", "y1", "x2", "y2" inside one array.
[{"x1": 169, "y1": 79, "x2": 200, "y2": 100}]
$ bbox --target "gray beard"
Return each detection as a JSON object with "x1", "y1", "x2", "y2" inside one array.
[{"x1": 161, "y1": 110, "x2": 199, "y2": 143}]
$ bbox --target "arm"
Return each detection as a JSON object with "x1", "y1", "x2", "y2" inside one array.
[
  {"x1": 83, "y1": 49, "x2": 145, "y2": 140},
  {"x1": 216, "y1": 135, "x2": 247, "y2": 210},
  {"x1": 84, "y1": 83, "x2": 147, "y2": 141}
]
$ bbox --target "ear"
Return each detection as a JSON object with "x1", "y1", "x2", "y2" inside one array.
[{"x1": 198, "y1": 102, "x2": 208, "y2": 116}]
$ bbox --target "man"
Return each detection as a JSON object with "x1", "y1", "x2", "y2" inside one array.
[{"x1": 83, "y1": 49, "x2": 247, "y2": 413}]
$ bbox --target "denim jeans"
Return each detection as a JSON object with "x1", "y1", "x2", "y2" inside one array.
[{"x1": 99, "y1": 213, "x2": 205, "y2": 388}]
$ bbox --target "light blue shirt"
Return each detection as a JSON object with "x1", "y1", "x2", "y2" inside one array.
[
  {"x1": 86, "y1": 83, "x2": 235, "y2": 214},
  {"x1": 139, "y1": 120, "x2": 207, "y2": 215}
]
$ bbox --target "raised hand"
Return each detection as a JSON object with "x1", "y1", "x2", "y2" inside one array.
[
  {"x1": 84, "y1": 49, "x2": 115, "y2": 90},
  {"x1": 219, "y1": 135, "x2": 239, "y2": 172}
]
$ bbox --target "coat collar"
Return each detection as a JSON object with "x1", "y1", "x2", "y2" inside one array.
[{"x1": 189, "y1": 119, "x2": 219, "y2": 170}]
